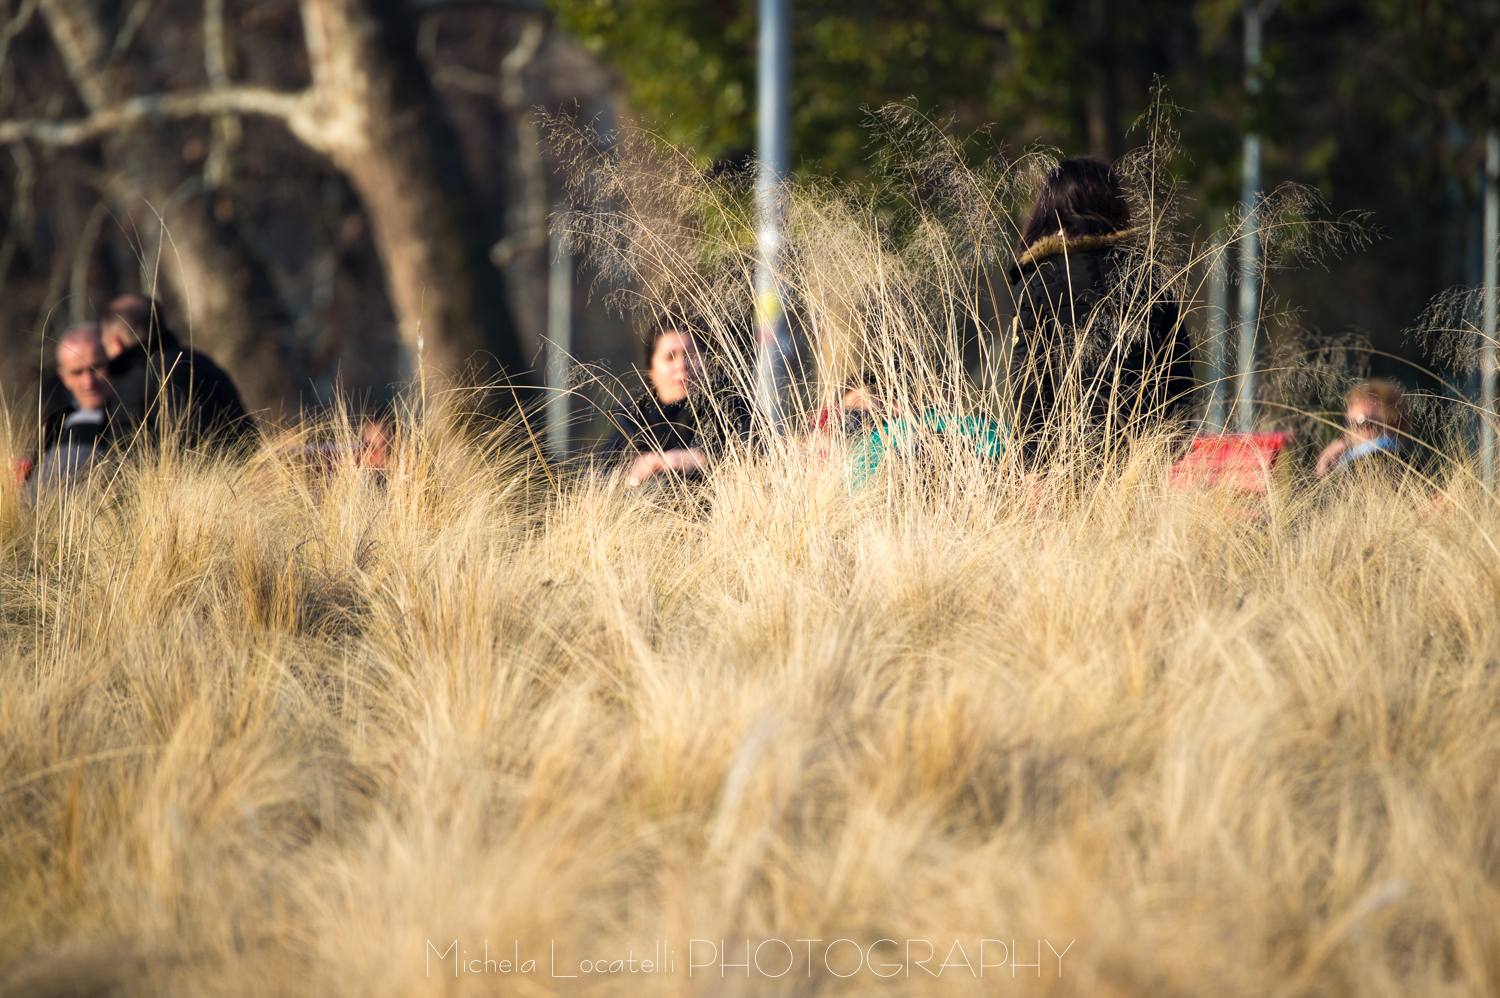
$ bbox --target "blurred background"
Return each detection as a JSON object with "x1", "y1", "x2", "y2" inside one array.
[{"x1": 0, "y1": 0, "x2": 1493, "y2": 444}]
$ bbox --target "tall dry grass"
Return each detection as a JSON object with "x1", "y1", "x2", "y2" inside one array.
[{"x1": 3, "y1": 107, "x2": 1499, "y2": 996}]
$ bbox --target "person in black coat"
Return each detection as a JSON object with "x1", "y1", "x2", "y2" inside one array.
[
  {"x1": 99, "y1": 294, "x2": 253, "y2": 451},
  {"x1": 604, "y1": 317, "x2": 753, "y2": 486},
  {"x1": 1006, "y1": 157, "x2": 1194, "y2": 464}
]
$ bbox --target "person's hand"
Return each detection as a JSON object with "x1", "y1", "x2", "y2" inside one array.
[
  {"x1": 625, "y1": 448, "x2": 708, "y2": 487},
  {"x1": 625, "y1": 452, "x2": 667, "y2": 487},
  {"x1": 1314, "y1": 438, "x2": 1348, "y2": 478},
  {"x1": 662, "y1": 447, "x2": 707, "y2": 475}
]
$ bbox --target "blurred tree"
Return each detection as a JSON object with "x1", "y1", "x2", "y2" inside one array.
[
  {"x1": 35, "y1": 0, "x2": 298, "y2": 415},
  {"x1": 3, "y1": 0, "x2": 534, "y2": 411},
  {"x1": 291, "y1": 0, "x2": 530, "y2": 393},
  {"x1": 549, "y1": 0, "x2": 1498, "y2": 367},
  {"x1": 549, "y1": 0, "x2": 1184, "y2": 174},
  {"x1": 549, "y1": 0, "x2": 1494, "y2": 182}
]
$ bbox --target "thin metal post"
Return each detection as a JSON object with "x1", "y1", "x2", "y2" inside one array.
[
  {"x1": 1236, "y1": 0, "x2": 1274, "y2": 434},
  {"x1": 1482, "y1": 130, "x2": 1498, "y2": 489},
  {"x1": 1206, "y1": 227, "x2": 1229, "y2": 432},
  {"x1": 754, "y1": 0, "x2": 792, "y2": 429},
  {"x1": 546, "y1": 207, "x2": 572, "y2": 459}
]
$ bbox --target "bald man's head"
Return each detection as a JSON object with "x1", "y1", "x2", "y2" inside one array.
[{"x1": 56, "y1": 323, "x2": 110, "y2": 411}]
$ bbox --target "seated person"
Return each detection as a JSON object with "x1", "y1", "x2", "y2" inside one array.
[
  {"x1": 604, "y1": 318, "x2": 752, "y2": 487},
  {"x1": 272, "y1": 418, "x2": 392, "y2": 476},
  {"x1": 1007, "y1": 157, "x2": 1194, "y2": 466},
  {"x1": 1315, "y1": 378, "x2": 1409, "y2": 479},
  {"x1": 825, "y1": 372, "x2": 1007, "y2": 488},
  {"x1": 24, "y1": 323, "x2": 119, "y2": 484},
  {"x1": 811, "y1": 373, "x2": 883, "y2": 437},
  {"x1": 100, "y1": 293, "x2": 252, "y2": 450}
]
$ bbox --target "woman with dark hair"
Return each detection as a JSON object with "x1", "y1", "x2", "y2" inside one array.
[
  {"x1": 604, "y1": 317, "x2": 752, "y2": 486},
  {"x1": 1007, "y1": 157, "x2": 1193, "y2": 462}
]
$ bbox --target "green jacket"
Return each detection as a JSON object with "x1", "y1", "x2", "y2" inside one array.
[{"x1": 847, "y1": 409, "x2": 1008, "y2": 488}]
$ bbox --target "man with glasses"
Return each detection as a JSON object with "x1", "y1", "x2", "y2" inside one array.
[{"x1": 1314, "y1": 379, "x2": 1410, "y2": 479}]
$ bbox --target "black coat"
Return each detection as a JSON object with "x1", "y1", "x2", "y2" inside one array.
[
  {"x1": 18, "y1": 380, "x2": 122, "y2": 483},
  {"x1": 1007, "y1": 228, "x2": 1194, "y2": 459},
  {"x1": 40, "y1": 402, "x2": 117, "y2": 453},
  {"x1": 604, "y1": 376, "x2": 754, "y2": 470},
  {"x1": 21, "y1": 377, "x2": 118, "y2": 456},
  {"x1": 107, "y1": 328, "x2": 252, "y2": 450},
  {"x1": 33, "y1": 376, "x2": 78, "y2": 447}
]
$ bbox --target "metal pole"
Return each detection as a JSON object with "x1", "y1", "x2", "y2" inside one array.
[
  {"x1": 1482, "y1": 129, "x2": 1498, "y2": 489},
  {"x1": 1236, "y1": 0, "x2": 1274, "y2": 434},
  {"x1": 1206, "y1": 227, "x2": 1229, "y2": 432},
  {"x1": 546, "y1": 206, "x2": 572, "y2": 459},
  {"x1": 754, "y1": 0, "x2": 792, "y2": 429}
]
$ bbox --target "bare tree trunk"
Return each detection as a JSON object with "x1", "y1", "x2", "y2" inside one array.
[
  {"x1": 135, "y1": 194, "x2": 297, "y2": 415},
  {"x1": 1084, "y1": 0, "x2": 1120, "y2": 162},
  {"x1": 28, "y1": 0, "x2": 528, "y2": 402},
  {"x1": 295, "y1": 0, "x2": 528, "y2": 392},
  {"x1": 36, "y1": 0, "x2": 296, "y2": 417}
]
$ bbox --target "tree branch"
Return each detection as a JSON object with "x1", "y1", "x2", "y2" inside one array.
[{"x1": 0, "y1": 86, "x2": 309, "y2": 146}]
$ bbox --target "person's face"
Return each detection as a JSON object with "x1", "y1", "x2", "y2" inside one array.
[
  {"x1": 359, "y1": 421, "x2": 391, "y2": 470},
  {"x1": 1345, "y1": 398, "x2": 1384, "y2": 441},
  {"x1": 841, "y1": 387, "x2": 876, "y2": 411},
  {"x1": 57, "y1": 338, "x2": 111, "y2": 410},
  {"x1": 649, "y1": 331, "x2": 699, "y2": 403},
  {"x1": 99, "y1": 321, "x2": 138, "y2": 359}
]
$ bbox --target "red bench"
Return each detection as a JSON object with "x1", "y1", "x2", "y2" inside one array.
[{"x1": 1169, "y1": 432, "x2": 1293, "y2": 492}]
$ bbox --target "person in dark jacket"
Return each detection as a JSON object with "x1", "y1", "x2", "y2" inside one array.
[
  {"x1": 1007, "y1": 157, "x2": 1194, "y2": 464},
  {"x1": 99, "y1": 294, "x2": 253, "y2": 450},
  {"x1": 604, "y1": 317, "x2": 752, "y2": 487}
]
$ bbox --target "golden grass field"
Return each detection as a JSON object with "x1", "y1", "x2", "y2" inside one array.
[
  {"x1": 2, "y1": 417, "x2": 1498, "y2": 997},
  {"x1": 5, "y1": 119, "x2": 1499, "y2": 995}
]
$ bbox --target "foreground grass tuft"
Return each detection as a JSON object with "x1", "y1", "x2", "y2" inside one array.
[{"x1": 2, "y1": 421, "x2": 1498, "y2": 996}]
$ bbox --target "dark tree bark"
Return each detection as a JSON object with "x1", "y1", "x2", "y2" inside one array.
[
  {"x1": 29, "y1": 0, "x2": 532, "y2": 411},
  {"x1": 293, "y1": 0, "x2": 530, "y2": 393},
  {"x1": 1084, "y1": 0, "x2": 1120, "y2": 162},
  {"x1": 36, "y1": 0, "x2": 298, "y2": 418}
]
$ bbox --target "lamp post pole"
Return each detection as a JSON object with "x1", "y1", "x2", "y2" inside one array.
[
  {"x1": 1206, "y1": 226, "x2": 1229, "y2": 432},
  {"x1": 546, "y1": 204, "x2": 572, "y2": 459},
  {"x1": 754, "y1": 0, "x2": 792, "y2": 429},
  {"x1": 1482, "y1": 129, "x2": 1498, "y2": 489},
  {"x1": 1236, "y1": 0, "x2": 1277, "y2": 433}
]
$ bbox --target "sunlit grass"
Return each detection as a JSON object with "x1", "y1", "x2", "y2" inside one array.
[{"x1": 3, "y1": 106, "x2": 1497, "y2": 995}]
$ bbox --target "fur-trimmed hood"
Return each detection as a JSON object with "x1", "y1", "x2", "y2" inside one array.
[{"x1": 1008, "y1": 226, "x2": 1142, "y2": 279}]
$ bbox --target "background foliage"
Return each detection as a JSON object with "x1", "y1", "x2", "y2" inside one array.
[{"x1": 552, "y1": 0, "x2": 1500, "y2": 377}]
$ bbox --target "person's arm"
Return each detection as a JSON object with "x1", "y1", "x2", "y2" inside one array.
[
  {"x1": 602, "y1": 396, "x2": 651, "y2": 459},
  {"x1": 1315, "y1": 438, "x2": 1348, "y2": 478},
  {"x1": 663, "y1": 447, "x2": 708, "y2": 473},
  {"x1": 683, "y1": 377, "x2": 753, "y2": 457},
  {"x1": 625, "y1": 447, "x2": 708, "y2": 486}
]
